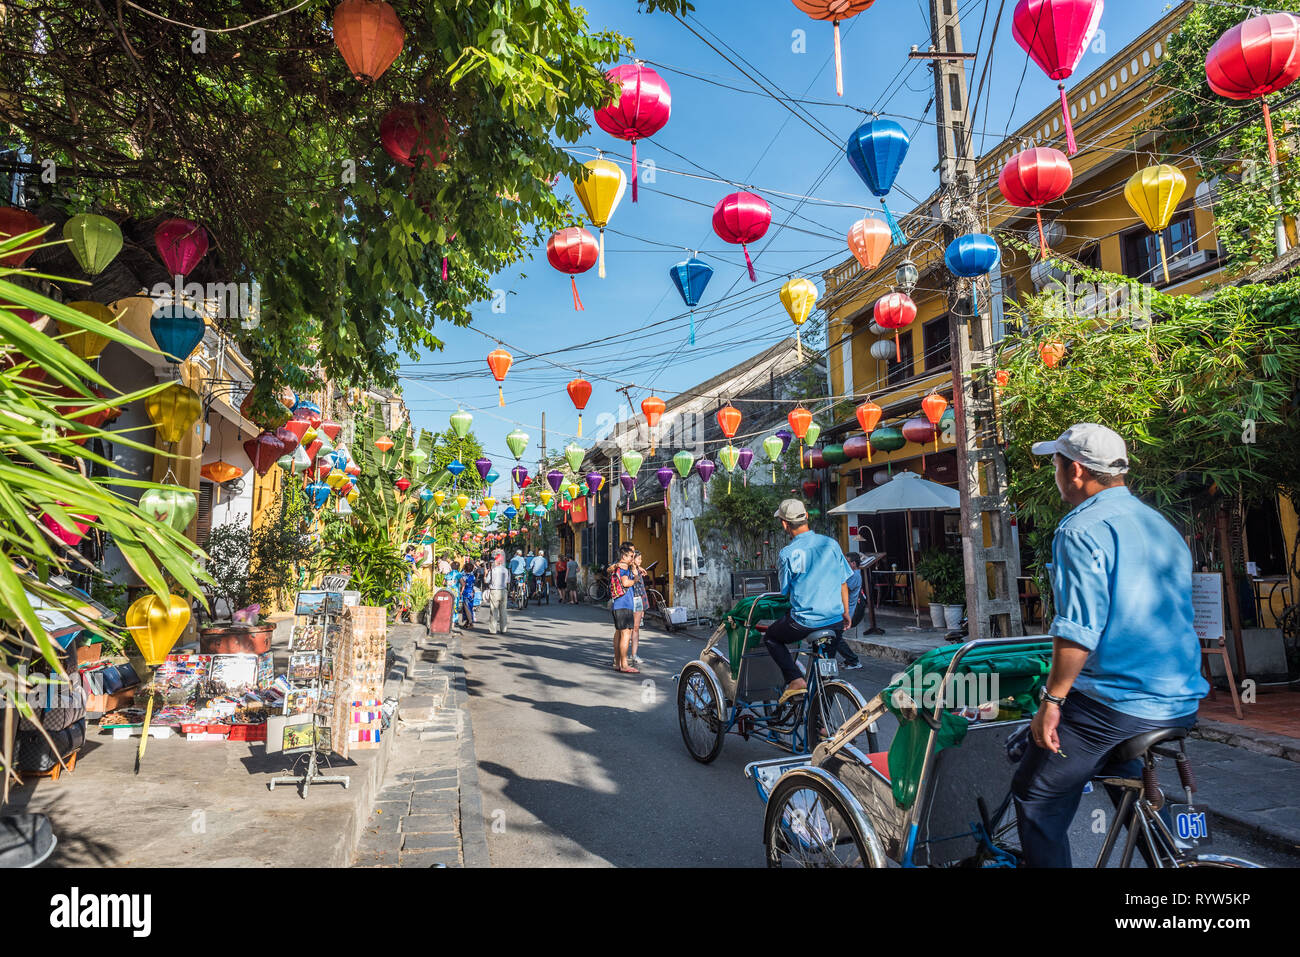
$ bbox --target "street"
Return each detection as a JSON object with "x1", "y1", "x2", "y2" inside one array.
[{"x1": 465, "y1": 601, "x2": 1300, "y2": 868}]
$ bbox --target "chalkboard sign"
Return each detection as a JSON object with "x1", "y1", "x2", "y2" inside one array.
[{"x1": 1191, "y1": 572, "x2": 1225, "y2": 644}]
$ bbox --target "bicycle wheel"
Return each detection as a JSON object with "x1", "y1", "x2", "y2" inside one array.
[
  {"x1": 677, "y1": 664, "x2": 726, "y2": 763},
  {"x1": 1176, "y1": 854, "x2": 1261, "y2": 868},
  {"x1": 764, "y1": 773, "x2": 872, "y2": 868},
  {"x1": 588, "y1": 581, "x2": 608, "y2": 602},
  {"x1": 806, "y1": 681, "x2": 871, "y2": 753}
]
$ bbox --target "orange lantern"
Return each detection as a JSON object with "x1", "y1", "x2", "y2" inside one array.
[
  {"x1": 995, "y1": 369, "x2": 1010, "y2": 388},
  {"x1": 201, "y1": 461, "x2": 243, "y2": 483},
  {"x1": 642, "y1": 395, "x2": 666, "y2": 454},
  {"x1": 375, "y1": 435, "x2": 394, "y2": 453},
  {"x1": 921, "y1": 392, "x2": 948, "y2": 451},
  {"x1": 856, "y1": 401, "x2": 883, "y2": 462},
  {"x1": 716, "y1": 404, "x2": 742, "y2": 439},
  {"x1": 1040, "y1": 341, "x2": 1065, "y2": 368},
  {"x1": 787, "y1": 406, "x2": 812, "y2": 441},
  {"x1": 847, "y1": 216, "x2": 892, "y2": 272},
  {"x1": 487, "y1": 348, "x2": 513, "y2": 406},
  {"x1": 332, "y1": 0, "x2": 404, "y2": 84},
  {"x1": 567, "y1": 376, "x2": 592, "y2": 438}
]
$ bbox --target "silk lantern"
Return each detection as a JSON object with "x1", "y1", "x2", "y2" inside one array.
[
  {"x1": 567, "y1": 377, "x2": 593, "y2": 437},
  {"x1": 869, "y1": 425, "x2": 905, "y2": 454},
  {"x1": 450, "y1": 408, "x2": 473, "y2": 438},
  {"x1": 475, "y1": 457, "x2": 492, "y2": 482},
  {"x1": 456, "y1": 492, "x2": 470, "y2": 510},
  {"x1": 333, "y1": 0, "x2": 404, "y2": 83},
  {"x1": 0, "y1": 207, "x2": 43, "y2": 267},
  {"x1": 856, "y1": 400, "x2": 883, "y2": 463},
  {"x1": 921, "y1": 393, "x2": 948, "y2": 452},
  {"x1": 763, "y1": 434, "x2": 784, "y2": 482},
  {"x1": 594, "y1": 63, "x2": 672, "y2": 202},
  {"x1": 696, "y1": 459, "x2": 716, "y2": 499},
  {"x1": 622, "y1": 449, "x2": 643, "y2": 478},
  {"x1": 1206, "y1": 13, "x2": 1300, "y2": 170},
  {"x1": 780, "y1": 277, "x2": 818, "y2": 360},
  {"x1": 547, "y1": 468, "x2": 564, "y2": 493},
  {"x1": 716, "y1": 404, "x2": 742, "y2": 439},
  {"x1": 669, "y1": 256, "x2": 713, "y2": 345},
  {"x1": 736, "y1": 447, "x2": 754, "y2": 487},
  {"x1": 506, "y1": 429, "x2": 529, "y2": 459},
  {"x1": 573, "y1": 159, "x2": 626, "y2": 278},
  {"x1": 146, "y1": 381, "x2": 201, "y2": 444},
  {"x1": 944, "y1": 233, "x2": 1001, "y2": 318},
  {"x1": 655, "y1": 465, "x2": 674, "y2": 506},
  {"x1": 672, "y1": 450, "x2": 694, "y2": 481},
  {"x1": 62, "y1": 301, "x2": 116, "y2": 361},
  {"x1": 539, "y1": 488, "x2": 553, "y2": 506},
  {"x1": 791, "y1": 0, "x2": 876, "y2": 96},
  {"x1": 776, "y1": 428, "x2": 793, "y2": 454},
  {"x1": 874, "y1": 292, "x2": 917, "y2": 362},
  {"x1": 396, "y1": 477, "x2": 412, "y2": 492},
  {"x1": 486, "y1": 348, "x2": 512, "y2": 405},
  {"x1": 63, "y1": 214, "x2": 122, "y2": 275},
  {"x1": 843, "y1": 435, "x2": 872, "y2": 484},
  {"x1": 642, "y1": 395, "x2": 666, "y2": 454},
  {"x1": 201, "y1": 461, "x2": 243, "y2": 484},
  {"x1": 718, "y1": 444, "x2": 740, "y2": 492},
  {"x1": 433, "y1": 490, "x2": 446, "y2": 507},
  {"x1": 245, "y1": 432, "x2": 286, "y2": 476},
  {"x1": 1123, "y1": 164, "x2": 1187, "y2": 283},
  {"x1": 1040, "y1": 341, "x2": 1066, "y2": 368},
  {"x1": 804, "y1": 422, "x2": 821, "y2": 449},
  {"x1": 788, "y1": 407, "x2": 813, "y2": 468},
  {"x1": 380, "y1": 104, "x2": 448, "y2": 168},
  {"x1": 375, "y1": 434, "x2": 394, "y2": 453},
  {"x1": 511, "y1": 465, "x2": 528, "y2": 487},
  {"x1": 547, "y1": 228, "x2": 599, "y2": 311},
  {"x1": 848, "y1": 216, "x2": 892, "y2": 272},
  {"x1": 713, "y1": 192, "x2": 772, "y2": 282},
  {"x1": 40, "y1": 509, "x2": 94, "y2": 547},
  {"x1": 1011, "y1": 0, "x2": 1105, "y2": 155},
  {"x1": 846, "y1": 118, "x2": 910, "y2": 243},
  {"x1": 620, "y1": 472, "x2": 636, "y2": 496},
  {"x1": 139, "y1": 485, "x2": 198, "y2": 533},
  {"x1": 446, "y1": 459, "x2": 465, "y2": 479},
  {"x1": 307, "y1": 482, "x2": 331, "y2": 509},
  {"x1": 564, "y1": 443, "x2": 584, "y2": 474},
  {"x1": 901, "y1": 417, "x2": 938, "y2": 470},
  {"x1": 150, "y1": 304, "x2": 205, "y2": 364},
  {"x1": 153, "y1": 218, "x2": 208, "y2": 278},
  {"x1": 999, "y1": 148, "x2": 1073, "y2": 257}
]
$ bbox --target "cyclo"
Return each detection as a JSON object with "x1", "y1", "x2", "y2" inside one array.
[
  {"x1": 676, "y1": 593, "x2": 872, "y2": 763},
  {"x1": 746, "y1": 636, "x2": 1259, "y2": 869}
]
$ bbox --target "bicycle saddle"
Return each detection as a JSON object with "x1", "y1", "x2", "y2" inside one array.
[
  {"x1": 805, "y1": 628, "x2": 838, "y2": 645},
  {"x1": 1113, "y1": 726, "x2": 1188, "y2": 763}
]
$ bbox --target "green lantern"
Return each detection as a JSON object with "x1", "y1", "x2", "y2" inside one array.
[
  {"x1": 869, "y1": 425, "x2": 906, "y2": 453},
  {"x1": 717, "y1": 444, "x2": 740, "y2": 492},
  {"x1": 938, "y1": 408, "x2": 955, "y2": 444},
  {"x1": 506, "y1": 428, "x2": 529, "y2": 459},
  {"x1": 63, "y1": 213, "x2": 123, "y2": 276},
  {"x1": 621, "y1": 449, "x2": 643, "y2": 477},
  {"x1": 673, "y1": 450, "x2": 694, "y2": 479},
  {"x1": 449, "y1": 409, "x2": 473, "y2": 439},
  {"x1": 804, "y1": 422, "x2": 821, "y2": 447},
  {"x1": 410, "y1": 447, "x2": 428, "y2": 467},
  {"x1": 763, "y1": 434, "x2": 784, "y2": 481},
  {"x1": 578, "y1": 483, "x2": 589, "y2": 497},
  {"x1": 564, "y1": 443, "x2": 584, "y2": 473},
  {"x1": 822, "y1": 443, "x2": 848, "y2": 466}
]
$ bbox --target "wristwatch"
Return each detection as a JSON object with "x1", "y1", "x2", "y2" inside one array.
[{"x1": 1038, "y1": 686, "x2": 1068, "y2": 707}]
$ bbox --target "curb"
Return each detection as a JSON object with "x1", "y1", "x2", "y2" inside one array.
[
  {"x1": 437, "y1": 625, "x2": 491, "y2": 868},
  {"x1": 1193, "y1": 718, "x2": 1300, "y2": 766}
]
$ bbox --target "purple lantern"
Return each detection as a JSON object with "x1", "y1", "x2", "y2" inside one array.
[
  {"x1": 619, "y1": 471, "x2": 636, "y2": 494},
  {"x1": 696, "y1": 459, "x2": 716, "y2": 483},
  {"x1": 775, "y1": 428, "x2": 793, "y2": 454},
  {"x1": 511, "y1": 464, "x2": 528, "y2": 486},
  {"x1": 585, "y1": 470, "x2": 603, "y2": 495},
  {"x1": 655, "y1": 465, "x2": 674, "y2": 506},
  {"x1": 736, "y1": 447, "x2": 754, "y2": 486},
  {"x1": 475, "y1": 456, "x2": 492, "y2": 481},
  {"x1": 547, "y1": 468, "x2": 564, "y2": 493}
]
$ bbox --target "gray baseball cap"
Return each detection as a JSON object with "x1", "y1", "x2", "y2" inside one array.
[
  {"x1": 774, "y1": 498, "x2": 809, "y2": 523},
  {"x1": 1032, "y1": 423, "x2": 1129, "y2": 475}
]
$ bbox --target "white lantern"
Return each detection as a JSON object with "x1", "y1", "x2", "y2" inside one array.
[
  {"x1": 870, "y1": 339, "x2": 895, "y2": 361},
  {"x1": 1030, "y1": 259, "x2": 1067, "y2": 290},
  {"x1": 868, "y1": 320, "x2": 885, "y2": 336},
  {"x1": 1027, "y1": 218, "x2": 1065, "y2": 249},
  {"x1": 872, "y1": 470, "x2": 891, "y2": 485}
]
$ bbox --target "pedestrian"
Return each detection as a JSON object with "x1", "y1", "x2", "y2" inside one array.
[
  {"x1": 610, "y1": 542, "x2": 638, "y2": 673},
  {"x1": 486, "y1": 550, "x2": 511, "y2": 635},
  {"x1": 628, "y1": 549, "x2": 648, "y2": 665},
  {"x1": 763, "y1": 500, "x2": 853, "y2": 704},
  {"x1": 459, "y1": 560, "x2": 477, "y2": 629},
  {"x1": 1011, "y1": 424, "x2": 1209, "y2": 868},
  {"x1": 529, "y1": 549, "x2": 549, "y2": 601},
  {"x1": 830, "y1": 551, "x2": 865, "y2": 670},
  {"x1": 565, "y1": 555, "x2": 580, "y2": 605},
  {"x1": 554, "y1": 554, "x2": 568, "y2": 602}
]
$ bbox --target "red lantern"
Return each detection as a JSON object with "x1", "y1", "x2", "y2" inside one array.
[
  {"x1": 0, "y1": 207, "x2": 43, "y2": 267},
  {"x1": 245, "y1": 432, "x2": 286, "y2": 477},
  {"x1": 154, "y1": 218, "x2": 209, "y2": 278},
  {"x1": 567, "y1": 376, "x2": 593, "y2": 437},
  {"x1": 1206, "y1": 13, "x2": 1300, "y2": 169},
  {"x1": 801, "y1": 479, "x2": 820, "y2": 499},
  {"x1": 396, "y1": 477, "x2": 412, "y2": 492},
  {"x1": 593, "y1": 63, "x2": 672, "y2": 203},
  {"x1": 275, "y1": 426, "x2": 301, "y2": 457},
  {"x1": 921, "y1": 393, "x2": 948, "y2": 452},
  {"x1": 806, "y1": 448, "x2": 826, "y2": 469},
  {"x1": 285, "y1": 418, "x2": 311, "y2": 443},
  {"x1": 901, "y1": 417, "x2": 937, "y2": 471},
  {"x1": 333, "y1": 0, "x2": 404, "y2": 83},
  {"x1": 1011, "y1": 0, "x2": 1105, "y2": 155},
  {"x1": 305, "y1": 439, "x2": 323, "y2": 461},
  {"x1": 487, "y1": 348, "x2": 513, "y2": 406},
  {"x1": 873, "y1": 292, "x2": 917, "y2": 362},
  {"x1": 1040, "y1": 341, "x2": 1066, "y2": 368},
  {"x1": 843, "y1": 435, "x2": 872, "y2": 461},
  {"x1": 995, "y1": 369, "x2": 1011, "y2": 388},
  {"x1": 999, "y1": 148, "x2": 1073, "y2": 257},
  {"x1": 547, "y1": 228, "x2": 599, "y2": 311},
  {"x1": 642, "y1": 395, "x2": 666, "y2": 454},
  {"x1": 380, "y1": 104, "x2": 449, "y2": 169},
  {"x1": 716, "y1": 404, "x2": 742, "y2": 439},
  {"x1": 712, "y1": 192, "x2": 772, "y2": 281},
  {"x1": 319, "y1": 420, "x2": 343, "y2": 442}
]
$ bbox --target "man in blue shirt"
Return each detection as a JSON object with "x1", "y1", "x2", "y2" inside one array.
[
  {"x1": 508, "y1": 550, "x2": 528, "y2": 581},
  {"x1": 1013, "y1": 423, "x2": 1209, "y2": 867},
  {"x1": 529, "y1": 550, "x2": 549, "y2": 600},
  {"x1": 763, "y1": 499, "x2": 853, "y2": 703}
]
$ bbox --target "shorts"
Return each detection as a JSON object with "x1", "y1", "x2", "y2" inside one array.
[
  {"x1": 632, "y1": 596, "x2": 644, "y2": 613},
  {"x1": 612, "y1": 607, "x2": 635, "y2": 630},
  {"x1": 556, "y1": 572, "x2": 567, "y2": 588}
]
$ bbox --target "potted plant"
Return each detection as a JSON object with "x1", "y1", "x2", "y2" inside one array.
[
  {"x1": 916, "y1": 549, "x2": 958, "y2": 629},
  {"x1": 937, "y1": 565, "x2": 968, "y2": 630},
  {"x1": 199, "y1": 522, "x2": 274, "y2": 655}
]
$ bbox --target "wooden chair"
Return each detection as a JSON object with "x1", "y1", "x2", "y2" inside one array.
[{"x1": 1200, "y1": 635, "x2": 1244, "y2": 720}]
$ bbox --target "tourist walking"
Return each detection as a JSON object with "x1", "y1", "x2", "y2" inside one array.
[
  {"x1": 459, "y1": 560, "x2": 477, "y2": 629},
  {"x1": 564, "y1": 555, "x2": 579, "y2": 604},
  {"x1": 628, "y1": 549, "x2": 648, "y2": 665},
  {"x1": 486, "y1": 550, "x2": 511, "y2": 635},
  {"x1": 610, "y1": 543, "x2": 638, "y2": 673}
]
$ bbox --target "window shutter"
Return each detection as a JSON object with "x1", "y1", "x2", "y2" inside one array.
[{"x1": 196, "y1": 481, "x2": 214, "y2": 547}]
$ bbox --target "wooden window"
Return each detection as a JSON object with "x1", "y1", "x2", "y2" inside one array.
[
  {"x1": 887, "y1": 334, "x2": 916, "y2": 385},
  {"x1": 196, "y1": 481, "x2": 214, "y2": 547},
  {"x1": 922, "y1": 316, "x2": 952, "y2": 372},
  {"x1": 1121, "y1": 209, "x2": 1194, "y2": 283}
]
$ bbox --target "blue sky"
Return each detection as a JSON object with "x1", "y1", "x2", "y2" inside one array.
[{"x1": 399, "y1": 0, "x2": 1172, "y2": 491}]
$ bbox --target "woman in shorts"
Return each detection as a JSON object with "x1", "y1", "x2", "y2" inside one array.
[
  {"x1": 610, "y1": 543, "x2": 638, "y2": 673},
  {"x1": 628, "y1": 550, "x2": 648, "y2": 665}
]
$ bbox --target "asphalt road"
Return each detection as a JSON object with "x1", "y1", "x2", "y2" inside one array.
[{"x1": 463, "y1": 600, "x2": 1298, "y2": 868}]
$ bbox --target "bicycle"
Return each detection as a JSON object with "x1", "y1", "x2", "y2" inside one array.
[
  {"x1": 509, "y1": 575, "x2": 528, "y2": 611},
  {"x1": 587, "y1": 577, "x2": 610, "y2": 603},
  {"x1": 645, "y1": 587, "x2": 676, "y2": 633}
]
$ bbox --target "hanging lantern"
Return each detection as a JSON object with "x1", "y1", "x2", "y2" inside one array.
[
  {"x1": 333, "y1": 0, "x2": 404, "y2": 83},
  {"x1": 779, "y1": 277, "x2": 818, "y2": 360},
  {"x1": 802, "y1": 479, "x2": 820, "y2": 500},
  {"x1": 547, "y1": 228, "x2": 599, "y2": 311},
  {"x1": 484, "y1": 495, "x2": 497, "y2": 511},
  {"x1": 150, "y1": 304, "x2": 205, "y2": 364},
  {"x1": 869, "y1": 425, "x2": 905, "y2": 455},
  {"x1": 594, "y1": 63, "x2": 672, "y2": 203},
  {"x1": 787, "y1": 406, "x2": 812, "y2": 442},
  {"x1": 712, "y1": 191, "x2": 772, "y2": 281},
  {"x1": 40, "y1": 509, "x2": 95, "y2": 547},
  {"x1": 717, "y1": 444, "x2": 739, "y2": 492},
  {"x1": 511, "y1": 492, "x2": 522, "y2": 509},
  {"x1": 201, "y1": 461, "x2": 243, "y2": 484},
  {"x1": 847, "y1": 216, "x2": 892, "y2": 273},
  {"x1": 126, "y1": 593, "x2": 189, "y2": 670},
  {"x1": 696, "y1": 459, "x2": 716, "y2": 499},
  {"x1": 396, "y1": 477, "x2": 412, "y2": 492},
  {"x1": 1124, "y1": 165, "x2": 1188, "y2": 284},
  {"x1": 804, "y1": 422, "x2": 821, "y2": 447},
  {"x1": 505, "y1": 429, "x2": 529, "y2": 460},
  {"x1": 716, "y1": 404, "x2": 742, "y2": 440},
  {"x1": 944, "y1": 233, "x2": 1001, "y2": 318},
  {"x1": 291, "y1": 446, "x2": 312, "y2": 474},
  {"x1": 433, "y1": 490, "x2": 447, "y2": 507},
  {"x1": 450, "y1": 409, "x2": 473, "y2": 438},
  {"x1": 655, "y1": 465, "x2": 674, "y2": 506},
  {"x1": 446, "y1": 459, "x2": 466, "y2": 479},
  {"x1": 379, "y1": 104, "x2": 448, "y2": 168},
  {"x1": 1040, "y1": 341, "x2": 1066, "y2": 368},
  {"x1": 567, "y1": 377, "x2": 593, "y2": 437},
  {"x1": 620, "y1": 472, "x2": 636, "y2": 495},
  {"x1": 0, "y1": 207, "x2": 44, "y2": 267},
  {"x1": 846, "y1": 118, "x2": 910, "y2": 244},
  {"x1": 874, "y1": 292, "x2": 917, "y2": 362},
  {"x1": 1206, "y1": 13, "x2": 1300, "y2": 172},
  {"x1": 776, "y1": 428, "x2": 794, "y2": 455},
  {"x1": 559, "y1": 443, "x2": 582, "y2": 474},
  {"x1": 139, "y1": 486, "x2": 198, "y2": 533},
  {"x1": 641, "y1": 395, "x2": 666, "y2": 454},
  {"x1": 921, "y1": 393, "x2": 949, "y2": 452},
  {"x1": 1012, "y1": 0, "x2": 1105, "y2": 155},
  {"x1": 573, "y1": 159, "x2": 626, "y2": 278},
  {"x1": 873, "y1": 470, "x2": 891, "y2": 485},
  {"x1": 245, "y1": 432, "x2": 287, "y2": 477},
  {"x1": 456, "y1": 492, "x2": 470, "y2": 510},
  {"x1": 669, "y1": 256, "x2": 714, "y2": 345},
  {"x1": 539, "y1": 488, "x2": 553, "y2": 506},
  {"x1": 822, "y1": 443, "x2": 848, "y2": 467},
  {"x1": 487, "y1": 348, "x2": 513, "y2": 405},
  {"x1": 584, "y1": 471, "x2": 603, "y2": 497},
  {"x1": 736, "y1": 447, "x2": 755, "y2": 487},
  {"x1": 511, "y1": 465, "x2": 528, "y2": 487},
  {"x1": 276, "y1": 427, "x2": 301, "y2": 458},
  {"x1": 791, "y1": 1, "x2": 876, "y2": 96},
  {"x1": 672, "y1": 450, "x2": 694, "y2": 481},
  {"x1": 547, "y1": 468, "x2": 564, "y2": 493},
  {"x1": 621, "y1": 449, "x2": 644, "y2": 479},
  {"x1": 475, "y1": 457, "x2": 492, "y2": 482},
  {"x1": 856, "y1": 400, "x2": 883, "y2": 464},
  {"x1": 61, "y1": 301, "x2": 117, "y2": 361},
  {"x1": 145, "y1": 381, "x2": 201, "y2": 444},
  {"x1": 763, "y1": 434, "x2": 784, "y2": 482},
  {"x1": 902, "y1": 418, "x2": 937, "y2": 470},
  {"x1": 995, "y1": 369, "x2": 1011, "y2": 389},
  {"x1": 63, "y1": 214, "x2": 122, "y2": 276},
  {"x1": 375, "y1": 435, "x2": 395, "y2": 453},
  {"x1": 153, "y1": 218, "x2": 208, "y2": 278},
  {"x1": 302, "y1": 482, "x2": 328, "y2": 509},
  {"x1": 999, "y1": 148, "x2": 1073, "y2": 257},
  {"x1": 284, "y1": 418, "x2": 311, "y2": 445}
]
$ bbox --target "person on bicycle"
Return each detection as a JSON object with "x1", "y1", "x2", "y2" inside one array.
[
  {"x1": 764, "y1": 499, "x2": 853, "y2": 704},
  {"x1": 1013, "y1": 424, "x2": 1209, "y2": 868},
  {"x1": 529, "y1": 550, "x2": 549, "y2": 600},
  {"x1": 509, "y1": 549, "x2": 527, "y2": 582}
]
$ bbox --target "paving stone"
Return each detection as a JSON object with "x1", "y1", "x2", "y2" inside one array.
[
  {"x1": 402, "y1": 832, "x2": 460, "y2": 851},
  {"x1": 411, "y1": 778, "x2": 456, "y2": 794},
  {"x1": 356, "y1": 832, "x2": 403, "y2": 854},
  {"x1": 410, "y1": 792, "x2": 458, "y2": 813},
  {"x1": 402, "y1": 812, "x2": 457, "y2": 834},
  {"x1": 353, "y1": 848, "x2": 400, "y2": 867},
  {"x1": 361, "y1": 810, "x2": 402, "y2": 833}
]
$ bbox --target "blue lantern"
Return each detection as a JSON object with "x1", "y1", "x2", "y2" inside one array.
[
  {"x1": 446, "y1": 459, "x2": 466, "y2": 477},
  {"x1": 329, "y1": 450, "x2": 349, "y2": 471},
  {"x1": 484, "y1": 468, "x2": 500, "y2": 486},
  {"x1": 944, "y1": 233, "x2": 1000, "y2": 319},
  {"x1": 306, "y1": 481, "x2": 331, "y2": 509},
  {"x1": 846, "y1": 119, "x2": 910, "y2": 245},
  {"x1": 419, "y1": 487, "x2": 434, "y2": 502},
  {"x1": 293, "y1": 398, "x2": 321, "y2": 416},
  {"x1": 150, "y1": 304, "x2": 205, "y2": 364},
  {"x1": 504, "y1": 505, "x2": 517, "y2": 521},
  {"x1": 668, "y1": 256, "x2": 714, "y2": 346}
]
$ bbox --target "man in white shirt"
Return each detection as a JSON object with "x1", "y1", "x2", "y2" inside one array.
[{"x1": 486, "y1": 550, "x2": 511, "y2": 635}]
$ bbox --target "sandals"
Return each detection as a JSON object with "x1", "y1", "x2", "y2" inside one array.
[
  {"x1": 778, "y1": 685, "x2": 808, "y2": 705},
  {"x1": 617, "y1": 666, "x2": 640, "y2": 674}
]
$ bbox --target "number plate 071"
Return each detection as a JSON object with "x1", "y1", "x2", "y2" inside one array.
[{"x1": 816, "y1": 658, "x2": 839, "y2": 678}]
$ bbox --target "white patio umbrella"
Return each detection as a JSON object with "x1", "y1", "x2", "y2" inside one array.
[
  {"x1": 675, "y1": 502, "x2": 705, "y2": 620},
  {"x1": 829, "y1": 472, "x2": 960, "y2": 628}
]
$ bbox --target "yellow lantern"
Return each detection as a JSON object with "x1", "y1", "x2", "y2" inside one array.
[
  {"x1": 125, "y1": 592, "x2": 191, "y2": 770},
  {"x1": 63, "y1": 301, "x2": 117, "y2": 361},
  {"x1": 326, "y1": 468, "x2": 347, "y2": 489},
  {"x1": 456, "y1": 492, "x2": 470, "y2": 510},
  {"x1": 145, "y1": 381, "x2": 202, "y2": 445},
  {"x1": 1123, "y1": 164, "x2": 1187, "y2": 284},
  {"x1": 346, "y1": 490, "x2": 359, "y2": 506},
  {"x1": 484, "y1": 496, "x2": 496, "y2": 510},
  {"x1": 511, "y1": 493, "x2": 521, "y2": 509},
  {"x1": 573, "y1": 159, "x2": 627, "y2": 278},
  {"x1": 539, "y1": 488, "x2": 553, "y2": 506},
  {"x1": 779, "y1": 276, "x2": 818, "y2": 361},
  {"x1": 433, "y1": 490, "x2": 446, "y2": 507}
]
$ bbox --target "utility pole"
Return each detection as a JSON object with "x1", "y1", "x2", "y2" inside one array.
[{"x1": 920, "y1": 0, "x2": 1023, "y2": 639}]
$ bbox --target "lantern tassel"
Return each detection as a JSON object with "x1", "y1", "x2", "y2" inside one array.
[
  {"x1": 571, "y1": 276, "x2": 584, "y2": 311},
  {"x1": 598, "y1": 228, "x2": 607, "y2": 279},
  {"x1": 833, "y1": 20, "x2": 844, "y2": 97},
  {"x1": 1158, "y1": 232, "x2": 1170, "y2": 285},
  {"x1": 1036, "y1": 210, "x2": 1049, "y2": 259},
  {"x1": 577, "y1": 413, "x2": 583, "y2": 439},
  {"x1": 1262, "y1": 97, "x2": 1279, "y2": 169},
  {"x1": 1059, "y1": 85, "x2": 1077, "y2": 155},
  {"x1": 689, "y1": 310, "x2": 695, "y2": 345},
  {"x1": 134, "y1": 679, "x2": 155, "y2": 775},
  {"x1": 866, "y1": 441, "x2": 873, "y2": 463},
  {"x1": 498, "y1": 384, "x2": 505, "y2": 407},
  {"x1": 796, "y1": 328, "x2": 804, "y2": 361},
  {"x1": 880, "y1": 199, "x2": 907, "y2": 245},
  {"x1": 894, "y1": 331, "x2": 901, "y2": 363},
  {"x1": 631, "y1": 140, "x2": 639, "y2": 203},
  {"x1": 743, "y1": 243, "x2": 756, "y2": 281}
]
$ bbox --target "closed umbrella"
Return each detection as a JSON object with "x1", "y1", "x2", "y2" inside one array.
[{"x1": 676, "y1": 502, "x2": 705, "y2": 622}]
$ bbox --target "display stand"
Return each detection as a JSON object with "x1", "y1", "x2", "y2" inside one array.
[
  {"x1": 269, "y1": 747, "x2": 349, "y2": 797},
  {"x1": 859, "y1": 552, "x2": 887, "y2": 636}
]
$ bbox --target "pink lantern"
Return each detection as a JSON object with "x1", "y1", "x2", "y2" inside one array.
[
  {"x1": 1206, "y1": 13, "x2": 1300, "y2": 169},
  {"x1": 41, "y1": 509, "x2": 95, "y2": 547},
  {"x1": 244, "y1": 432, "x2": 286, "y2": 477},
  {"x1": 712, "y1": 191, "x2": 772, "y2": 281},
  {"x1": 154, "y1": 218, "x2": 209, "y2": 278},
  {"x1": 1011, "y1": 0, "x2": 1104, "y2": 155},
  {"x1": 594, "y1": 63, "x2": 672, "y2": 203}
]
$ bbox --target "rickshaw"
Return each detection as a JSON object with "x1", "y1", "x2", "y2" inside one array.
[
  {"x1": 747, "y1": 636, "x2": 1259, "y2": 868},
  {"x1": 676, "y1": 593, "x2": 872, "y2": 763}
]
